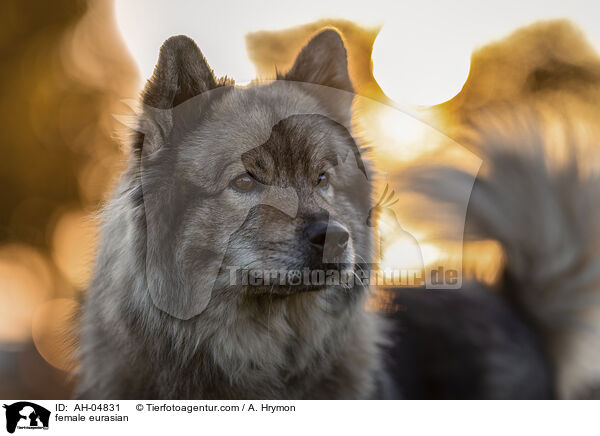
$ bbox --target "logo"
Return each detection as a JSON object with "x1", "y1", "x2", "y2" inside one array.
[
  {"x1": 3, "y1": 402, "x2": 50, "y2": 434},
  {"x1": 120, "y1": 82, "x2": 480, "y2": 320}
]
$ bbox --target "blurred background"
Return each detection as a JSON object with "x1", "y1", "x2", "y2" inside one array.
[{"x1": 1, "y1": 0, "x2": 599, "y2": 399}]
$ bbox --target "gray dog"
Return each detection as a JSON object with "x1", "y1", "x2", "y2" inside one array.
[{"x1": 77, "y1": 30, "x2": 388, "y2": 399}]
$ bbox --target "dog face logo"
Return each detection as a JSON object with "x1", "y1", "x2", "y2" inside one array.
[
  {"x1": 3, "y1": 402, "x2": 50, "y2": 434},
  {"x1": 117, "y1": 31, "x2": 481, "y2": 320}
]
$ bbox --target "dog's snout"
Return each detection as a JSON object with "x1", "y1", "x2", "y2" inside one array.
[{"x1": 305, "y1": 221, "x2": 349, "y2": 255}]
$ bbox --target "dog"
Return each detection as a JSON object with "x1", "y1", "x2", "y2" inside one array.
[
  {"x1": 77, "y1": 29, "x2": 389, "y2": 399},
  {"x1": 77, "y1": 26, "x2": 599, "y2": 399}
]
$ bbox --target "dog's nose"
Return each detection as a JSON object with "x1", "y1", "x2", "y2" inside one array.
[{"x1": 305, "y1": 221, "x2": 349, "y2": 256}]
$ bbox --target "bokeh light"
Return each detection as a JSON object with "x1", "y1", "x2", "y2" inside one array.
[
  {"x1": 0, "y1": 245, "x2": 53, "y2": 344},
  {"x1": 31, "y1": 298, "x2": 78, "y2": 372},
  {"x1": 51, "y1": 209, "x2": 98, "y2": 290},
  {"x1": 372, "y1": 22, "x2": 472, "y2": 106},
  {"x1": 0, "y1": 0, "x2": 136, "y2": 398}
]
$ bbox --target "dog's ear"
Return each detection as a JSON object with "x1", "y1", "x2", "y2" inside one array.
[
  {"x1": 284, "y1": 29, "x2": 354, "y2": 124},
  {"x1": 284, "y1": 29, "x2": 353, "y2": 93},
  {"x1": 142, "y1": 35, "x2": 218, "y2": 109},
  {"x1": 135, "y1": 36, "x2": 220, "y2": 156}
]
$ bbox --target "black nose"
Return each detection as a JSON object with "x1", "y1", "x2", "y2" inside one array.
[{"x1": 305, "y1": 221, "x2": 349, "y2": 256}]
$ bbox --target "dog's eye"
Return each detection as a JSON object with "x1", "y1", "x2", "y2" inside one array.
[
  {"x1": 317, "y1": 172, "x2": 329, "y2": 188},
  {"x1": 231, "y1": 173, "x2": 257, "y2": 192}
]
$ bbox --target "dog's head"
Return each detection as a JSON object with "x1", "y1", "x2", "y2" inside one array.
[{"x1": 133, "y1": 30, "x2": 374, "y2": 319}]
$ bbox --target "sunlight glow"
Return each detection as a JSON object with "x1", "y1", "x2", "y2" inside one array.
[
  {"x1": 380, "y1": 237, "x2": 443, "y2": 272},
  {"x1": 372, "y1": 22, "x2": 472, "y2": 106},
  {"x1": 116, "y1": 0, "x2": 600, "y2": 106},
  {"x1": 374, "y1": 105, "x2": 439, "y2": 161}
]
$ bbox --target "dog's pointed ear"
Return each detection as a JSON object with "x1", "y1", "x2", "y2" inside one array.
[
  {"x1": 284, "y1": 29, "x2": 353, "y2": 93},
  {"x1": 142, "y1": 35, "x2": 218, "y2": 109},
  {"x1": 284, "y1": 29, "x2": 354, "y2": 124},
  {"x1": 135, "y1": 36, "x2": 219, "y2": 156}
]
